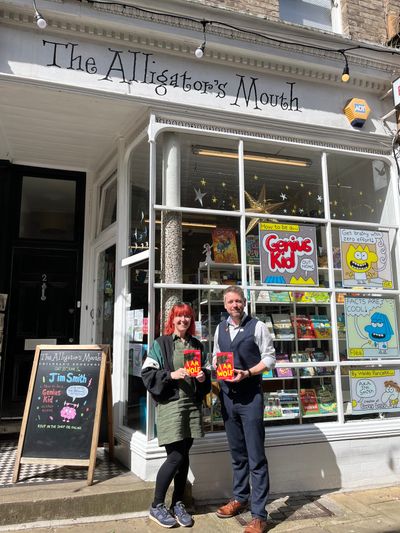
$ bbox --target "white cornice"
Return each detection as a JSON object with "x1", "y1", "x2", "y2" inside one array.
[{"x1": 0, "y1": 1, "x2": 396, "y2": 92}]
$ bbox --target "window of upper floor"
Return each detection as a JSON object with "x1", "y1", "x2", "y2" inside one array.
[{"x1": 280, "y1": 0, "x2": 342, "y2": 33}]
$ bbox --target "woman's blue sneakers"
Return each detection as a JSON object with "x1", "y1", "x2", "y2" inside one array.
[
  {"x1": 171, "y1": 501, "x2": 194, "y2": 527},
  {"x1": 149, "y1": 503, "x2": 177, "y2": 528}
]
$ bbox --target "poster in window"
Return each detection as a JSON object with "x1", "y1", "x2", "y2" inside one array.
[
  {"x1": 259, "y1": 223, "x2": 318, "y2": 285},
  {"x1": 344, "y1": 297, "x2": 399, "y2": 359},
  {"x1": 339, "y1": 228, "x2": 393, "y2": 289},
  {"x1": 350, "y1": 369, "x2": 400, "y2": 414},
  {"x1": 211, "y1": 228, "x2": 238, "y2": 264},
  {"x1": 246, "y1": 235, "x2": 260, "y2": 265}
]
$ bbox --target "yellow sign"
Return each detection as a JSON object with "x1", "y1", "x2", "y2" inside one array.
[
  {"x1": 350, "y1": 369, "x2": 395, "y2": 378},
  {"x1": 343, "y1": 98, "x2": 370, "y2": 128},
  {"x1": 259, "y1": 223, "x2": 299, "y2": 232}
]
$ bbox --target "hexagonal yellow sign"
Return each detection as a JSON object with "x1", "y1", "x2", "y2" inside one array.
[{"x1": 344, "y1": 98, "x2": 371, "y2": 128}]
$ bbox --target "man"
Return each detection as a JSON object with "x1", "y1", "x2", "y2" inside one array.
[{"x1": 213, "y1": 286, "x2": 276, "y2": 533}]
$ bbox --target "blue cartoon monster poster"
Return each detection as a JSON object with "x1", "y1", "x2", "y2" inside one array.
[{"x1": 345, "y1": 297, "x2": 400, "y2": 359}]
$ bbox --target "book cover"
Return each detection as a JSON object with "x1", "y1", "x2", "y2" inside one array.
[
  {"x1": 316, "y1": 384, "x2": 337, "y2": 414},
  {"x1": 277, "y1": 389, "x2": 300, "y2": 417},
  {"x1": 262, "y1": 369, "x2": 274, "y2": 379},
  {"x1": 291, "y1": 352, "x2": 315, "y2": 376},
  {"x1": 211, "y1": 228, "x2": 239, "y2": 264},
  {"x1": 290, "y1": 291, "x2": 330, "y2": 304},
  {"x1": 246, "y1": 235, "x2": 260, "y2": 265},
  {"x1": 337, "y1": 313, "x2": 346, "y2": 339},
  {"x1": 300, "y1": 388, "x2": 320, "y2": 415},
  {"x1": 310, "y1": 314, "x2": 331, "y2": 339},
  {"x1": 271, "y1": 313, "x2": 295, "y2": 340},
  {"x1": 264, "y1": 393, "x2": 283, "y2": 418},
  {"x1": 306, "y1": 348, "x2": 332, "y2": 375},
  {"x1": 269, "y1": 291, "x2": 291, "y2": 302},
  {"x1": 184, "y1": 349, "x2": 201, "y2": 377},
  {"x1": 259, "y1": 222, "x2": 318, "y2": 285},
  {"x1": 291, "y1": 314, "x2": 315, "y2": 339},
  {"x1": 264, "y1": 315, "x2": 276, "y2": 340},
  {"x1": 216, "y1": 351, "x2": 234, "y2": 381},
  {"x1": 275, "y1": 353, "x2": 293, "y2": 378},
  {"x1": 339, "y1": 228, "x2": 393, "y2": 289}
]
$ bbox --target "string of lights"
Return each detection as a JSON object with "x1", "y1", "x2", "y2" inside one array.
[{"x1": 30, "y1": 0, "x2": 400, "y2": 83}]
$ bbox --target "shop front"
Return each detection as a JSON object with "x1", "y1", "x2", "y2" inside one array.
[{"x1": 1, "y1": 0, "x2": 400, "y2": 498}]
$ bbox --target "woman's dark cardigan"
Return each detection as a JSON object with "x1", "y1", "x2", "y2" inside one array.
[{"x1": 141, "y1": 334, "x2": 211, "y2": 405}]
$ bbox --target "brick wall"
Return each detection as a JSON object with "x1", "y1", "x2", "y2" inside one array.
[
  {"x1": 180, "y1": 0, "x2": 400, "y2": 46},
  {"x1": 180, "y1": 0, "x2": 279, "y2": 20}
]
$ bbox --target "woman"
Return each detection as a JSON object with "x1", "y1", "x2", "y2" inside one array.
[{"x1": 142, "y1": 303, "x2": 211, "y2": 528}]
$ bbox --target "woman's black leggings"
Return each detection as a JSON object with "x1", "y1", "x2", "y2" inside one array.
[{"x1": 153, "y1": 437, "x2": 194, "y2": 507}]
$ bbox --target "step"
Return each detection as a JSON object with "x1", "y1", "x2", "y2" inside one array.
[{"x1": 0, "y1": 471, "x2": 155, "y2": 527}]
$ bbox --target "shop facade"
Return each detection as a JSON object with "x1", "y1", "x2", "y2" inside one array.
[{"x1": 1, "y1": 0, "x2": 400, "y2": 499}]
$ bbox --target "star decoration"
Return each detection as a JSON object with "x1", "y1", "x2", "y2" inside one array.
[
  {"x1": 200, "y1": 178, "x2": 207, "y2": 186},
  {"x1": 211, "y1": 195, "x2": 218, "y2": 204},
  {"x1": 245, "y1": 185, "x2": 283, "y2": 234},
  {"x1": 333, "y1": 200, "x2": 338, "y2": 206},
  {"x1": 300, "y1": 183, "x2": 304, "y2": 188},
  {"x1": 194, "y1": 187, "x2": 207, "y2": 206},
  {"x1": 332, "y1": 213, "x2": 336, "y2": 218},
  {"x1": 299, "y1": 208, "x2": 304, "y2": 214},
  {"x1": 308, "y1": 191, "x2": 312, "y2": 196},
  {"x1": 283, "y1": 209, "x2": 287, "y2": 213},
  {"x1": 280, "y1": 193, "x2": 287, "y2": 200},
  {"x1": 253, "y1": 175, "x2": 259, "y2": 181},
  {"x1": 232, "y1": 203, "x2": 237, "y2": 209},
  {"x1": 221, "y1": 182, "x2": 227, "y2": 188},
  {"x1": 317, "y1": 195, "x2": 323, "y2": 203},
  {"x1": 285, "y1": 185, "x2": 289, "y2": 190}
]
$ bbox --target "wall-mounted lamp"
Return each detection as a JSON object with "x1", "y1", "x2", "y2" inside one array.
[
  {"x1": 32, "y1": 0, "x2": 47, "y2": 28},
  {"x1": 340, "y1": 50, "x2": 350, "y2": 83},
  {"x1": 192, "y1": 146, "x2": 312, "y2": 168},
  {"x1": 195, "y1": 20, "x2": 208, "y2": 59}
]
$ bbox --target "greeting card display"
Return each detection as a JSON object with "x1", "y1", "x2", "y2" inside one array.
[
  {"x1": 184, "y1": 349, "x2": 201, "y2": 377},
  {"x1": 216, "y1": 352, "x2": 234, "y2": 381},
  {"x1": 339, "y1": 228, "x2": 393, "y2": 289},
  {"x1": 211, "y1": 228, "x2": 238, "y2": 264},
  {"x1": 259, "y1": 222, "x2": 318, "y2": 285},
  {"x1": 345, "y1": 297, "x2": 399, "y2": 359}
]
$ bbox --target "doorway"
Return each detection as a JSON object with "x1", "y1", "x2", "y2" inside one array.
[{"x1": 0, "y1": 166, "x2": 85, "y2": 418}]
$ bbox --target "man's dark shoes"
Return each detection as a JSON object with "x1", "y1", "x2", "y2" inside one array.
[
  {"x1": 149, "y1": 503, "x2": 177, "y2": 528},
  {"x1": 171, "y1": 501, "x2": 194, "y2": 527},
  {"x1": 216, "y1": 499, "x2": 248, "y2": 518},
  {"x1": 244, "y1": 517, "x2": 268, "y2": 533}
]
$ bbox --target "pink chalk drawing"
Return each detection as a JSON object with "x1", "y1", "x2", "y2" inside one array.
[{"x1": 60, "y1": 402, "x2": 79, "y2": 422}]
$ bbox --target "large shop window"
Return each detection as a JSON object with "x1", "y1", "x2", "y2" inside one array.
[{"x1": 127, "y1": 129, "x2": 400, "y2": 437}]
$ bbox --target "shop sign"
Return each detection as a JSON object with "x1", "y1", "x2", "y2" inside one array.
[{"x1": 393, "y1": 76, "x2": 400, "y2": 108}]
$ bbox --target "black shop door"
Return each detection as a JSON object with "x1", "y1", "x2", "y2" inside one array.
[{"x1": 1, "y1": 248, "x2": 81, "y2": 417}]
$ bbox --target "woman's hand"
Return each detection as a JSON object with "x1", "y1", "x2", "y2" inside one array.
[
  {"x1": 196, "y1": 370, "x2": 206, "y2": 382},
  {"x1": 171, "y1": 368, "x2": 188, "y2": 380}
]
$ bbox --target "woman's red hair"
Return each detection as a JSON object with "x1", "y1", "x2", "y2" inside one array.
[{"x1": 164, "y1": 303, "x2": 196, "y2": 336}]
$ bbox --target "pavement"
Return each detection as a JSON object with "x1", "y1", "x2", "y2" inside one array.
[{"x1": 3, "y1": 484, "x2": 400, "y2": 533}]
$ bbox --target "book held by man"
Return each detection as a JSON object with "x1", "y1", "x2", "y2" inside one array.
[
  {"x1": 216, "y1": 351, "x2": 234, "y2": 381},
  {"x1": 183, "y1": 349, "x2": 201, "y2": 377}
]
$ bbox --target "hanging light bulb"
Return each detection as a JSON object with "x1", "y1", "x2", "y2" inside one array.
[
  {"x1": 32, "y1": 0, "x2": 47, "y2": 29},
  {"x1": 195, "y1": 42, "x2": 205, "y2": 59},
  {"x1": 195, "y1": 20, "x2": 208, "y2": 59},
  {"x1": 340, "y1": 51, "x2": 350, "y2": 83}
]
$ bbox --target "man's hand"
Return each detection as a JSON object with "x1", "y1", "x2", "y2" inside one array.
[
  {"x1": 195, "y1": 370, "x2": 206, "y2": 382},
  {"x1": 231, "y1": 369, "x2": 248, "y2": 382}
]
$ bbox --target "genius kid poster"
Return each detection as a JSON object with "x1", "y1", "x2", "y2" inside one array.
[
  {"x1": 259, "y1": 223, "x2": 318, "y2": 285},
  {"x1": 344, "y1": 297, "x2": 399, "y2": 359}
]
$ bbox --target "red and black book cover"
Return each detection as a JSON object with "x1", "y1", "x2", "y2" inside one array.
[
  {"x1": 183, "y1": 349, "x2": 201, "y2": 377},
  {"x1": 216, "y1": 352, "x2": 234, "y2": 381}
]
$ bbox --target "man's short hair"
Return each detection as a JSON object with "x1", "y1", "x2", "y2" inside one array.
[{"x1": 223, "y1": 285, "x2": 246, "y2": 302}]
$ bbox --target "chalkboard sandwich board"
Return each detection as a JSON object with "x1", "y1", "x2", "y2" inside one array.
[{"x1": 13, "y1": 345, "x2": 113, "y2": 485}]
